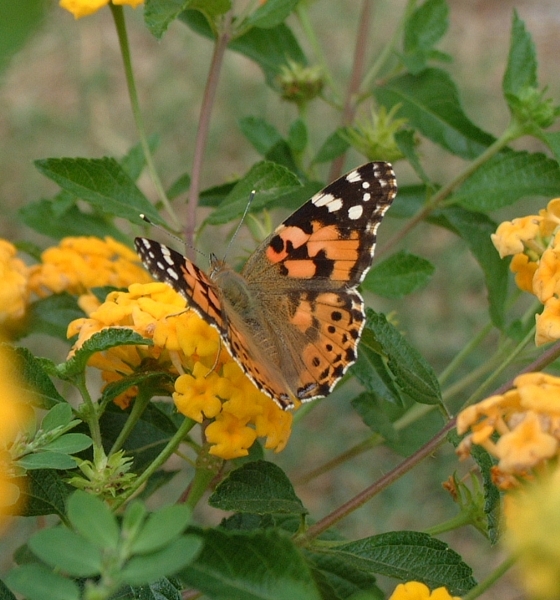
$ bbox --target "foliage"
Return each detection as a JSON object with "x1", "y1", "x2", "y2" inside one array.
[{"x1": 1, "y1": 1, "x2": 559, "y2": 599}]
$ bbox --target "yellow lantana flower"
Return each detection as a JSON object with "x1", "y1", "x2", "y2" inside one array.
[
  {"x1": 0, "y1": 345, "x2": 34, "y2": 527},
  {"x1": 0, "y1": 240, "x2": 29, "y2": 325},
  {"x1": 457, "y1": 372, "x2": 560, "y2": 489},
  {"x1": 389, "y1": 581, "x2": 461, "y2": 600},
  {"x1": 68, "y1": 281, "x2": 293, "y2": 459},
  {"x1": 28, "y1": 236, "x2": 152, "y2": 300},
  {"x1": 492, "y1": 199, "x2": 560, "y2": 345},
  {"x1": 60, "y1": 0, "x2": 143, "y2": 19},
  {"x1": 505, "y1": 470, "x2": 560, "y2": 599}
]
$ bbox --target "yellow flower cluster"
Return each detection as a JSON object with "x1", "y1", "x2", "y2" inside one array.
[
  {"x1": 60, "y1": 0, "x2": 143, "y2": 19},
  {"x1": 0, "y1": 346, "x2": 34, "y2": 526},
  {"x1": 389, "y1": 582, "x2": 460, "y2": 600},
  {"x1": 28, "y1": 236, "x2": 152, "y2": 303},
  {"x1": 457, "y1": 372, "x2": 560, "y2": 490},
  {"x1": 0, "y1": 241, "x2": 29, "y2": 326},
  {"x1": 68, "y1": 282, "x2": 293, "y2": 460},
  {"x1": 505, "y1": 470, "x2": 560, "y2": 599},
  {"x1": 491, "y1": 199, "x2": 560, "y2": 345}
]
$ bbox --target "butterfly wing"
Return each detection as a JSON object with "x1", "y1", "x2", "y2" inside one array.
[
  {"x1": 237, "y1": 161, "x2": 397, "y2": 405},
  {"x1": 134, "y1": 238, "x2": 227, "y2": 336}
]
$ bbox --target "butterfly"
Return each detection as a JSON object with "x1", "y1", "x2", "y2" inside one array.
[{"x1": 135, "y1": 161, "x2": 397, "y2": 410}]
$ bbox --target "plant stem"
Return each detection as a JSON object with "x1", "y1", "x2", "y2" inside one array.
[
  {"x1": 108, "y1": 389, "x2": 151, "y2": 456},
  {"x1": 294, "y1": 417, "x2": 455, "y2": 545},
  {"x1": 186, "y1": 13, "x2": 233, "y2": 255},
  {"x1": 423, "y1": 510, "x2": 474, "y2": 536},
  {"x1": 462, "y1": 556, "x2": 516, "y2": 600},
  {"x1": 328, "y1": 0, "x2": 373, "y2": 180},
  {"x1": 438, "y1": 322, "x2": 493, "y2": 386},
  {"x1": 112, "y1": 416, "x2": 196, "y2": 509},
  {"x1": 110, "y1": 5, "x2": 178, "y2": 226},
  {"x1": 75, "y1": 373, "x2": 104, "y2": 462}
]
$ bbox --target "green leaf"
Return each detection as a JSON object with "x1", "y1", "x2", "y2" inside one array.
[
  {"x1": 0, "y1": 579, "x2": 17, "y2": 600},
  {"x1": 363, "y1": 250, "x2": 435, "y2": 298},
  {"x1": 145, "y1": 0, "x2": 191, "y2": 40},
  {"x1": 167, "y1": 172, "x2": 191, "y2": 199},
  {"x1": 41, "y1": 403, "x2": 73, "y2": 432},
  {"x1": 470, "y1": 445, "x2": 501, "y2": 545},
  {"x1": 429, "y1": 206, "x2": 508, "y2": 328},
  {"x1": 243, "y1": 0, "x2": 300, "y2": 29},
  {"x1": 206, "y1": 161, "x2": 302, "y2": 225},
  {"x1": 238, "y1": 116, "x2": 283, "y2": 155},
  {"x1": 19, "y1": 470, "x2": 72, "y2": 518},
  {"x1": 100, "y1": 370, "x2": 175, "y2": 407},
  {"x1": 4, "y1": 564, "x2": 80, "y2": 600},
  {"x1": 351, "y1": 392, "x2": 399, "y2": 443},
  {"x1": 389, "y1": 184, "x2": 427, "y2": 219},
  {"x1": 118, "y1": 578, "x2": 183, "y2": 600},
  {"x1": 362, "y1": 311, "x2": 442, "y2": 405},
  {"x1": 17, "y1": 452, "x2": 77, "y2": 471},
  {"x1": 34, "y1": 157, "x2": 162, "y2": 226},
  {"x1": 402, "y1": 0, "x2": 449, "y2": 74},
  {"x1": 29, "y1": 527, "x2": 103, "y2": 577},
  {"x1": 9, "y1": 347, "x2": 64, "y2": 409},
  {"x1": 503, "y1": 11, "x2": 537, "y2": 100},
  {"x1": 120, "y1": 535, "x2": 202, "y2": 587},
  {"x1": 120, "y1": 135, "x2": 160, "y2": 181},
  {"x1": 209, "y1": 460, "x2": 307, "y2": 515},
  {"x1": 56, "y1": 329, "x2": 150, "y2": 380},
  {"x1": 395, "y1": 129, "x2": 430, "y2": 183},
  {"x1": 351, "y1": 344, "x2": 405, "y2": 406},
  {"x1": 19, "y1": 197, "x2": 128, "y2": 243},
  {"x1": 180, "y1": 528, "x2": 321, "y2": 600},
  {"x1": 67, "y1": 490, "x2": 120, "y2": 550},
  {"x1": 452, "y1": 150, "x2": 560, "y2": 211},
  {"x1": 328, "y1": 531, "x2": 476, "y2": 596},
  {"x1": 27, "y1": 293, "x2": 84, "y2": 340},
  {"x1": 541, "y1": 130, "x2": 560, "y2": 164},
  {"x1": 0, "y1": 0, "x2": 47, "y2": 76},
  {"x1": 131, "y1": 504, "x2": 192, "y2": 554},
  {"x1": 181, "y1": 10, "x2": 306, "y2": 85},
  {"x1": 312, "y1": 129, "x2": 350, "y2": 164},
  {"x1": 375, "y1": 68, "x2": 495, "y2": 159},
  {"x1": 304, "y1": 548, "x2": 381, "y2": 600}
]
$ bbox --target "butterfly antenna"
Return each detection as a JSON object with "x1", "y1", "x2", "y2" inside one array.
[
  {"x1": 139, "y1": 214, "x2": 208, "y2": 260},
  {"x1": 222, "y1": 190, "x2": 256, "y2": 262}
]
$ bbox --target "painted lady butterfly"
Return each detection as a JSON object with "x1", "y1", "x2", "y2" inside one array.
[{"x1": 135, "y1": 161, "x2": 397, "y2": 410}]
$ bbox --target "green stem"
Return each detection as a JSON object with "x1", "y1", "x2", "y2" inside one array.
[
  {"x1": 110, "y1": 5, "x2": 178, "y2": 226},
  {"x1": 438, "y1": 322, "x2": 493, "y2": 387},
  {"x1": 184, "y1": 451, "x2": 224, "y2": 510},
  {"x1": 295, "y1": 2, "x2": 337, "y2": 98},
  {"x1": 461, "y1": 324, "x2": 535, "y2": 409},
  {"x1": 424, "y1": 511, "x2": 474, "y2": 536},
  {"x1": 112, "y1": 416, "x2": 196, "y2": 510},
  {"x1": 361, "y1": 0, "x2": 416, "y2": 90},
  {"x1": 108, "y1": 389, "x2": 152, "y2": 456},
  {"x1": 462, "y1": 556, "x2": 516, "y2": 600},
  {"x1": 75, "y1": 373, "x2": 104, "y2": 462}
]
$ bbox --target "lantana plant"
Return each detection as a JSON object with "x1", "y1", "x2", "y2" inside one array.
[{"x1": 2, "y1": 1, "x2": 560, "y2": 599}]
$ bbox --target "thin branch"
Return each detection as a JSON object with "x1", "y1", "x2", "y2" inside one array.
[
  {"x1": 328, "y1": 0, "x2": 373, "y2": 180},
  {"x1": 185, "y1": 13, "x2": 233, "y2": 257}
]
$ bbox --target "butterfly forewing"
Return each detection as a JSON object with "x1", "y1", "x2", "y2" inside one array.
[{"x1": 135, "y1": 161, "x2": 397, "y2": 410}]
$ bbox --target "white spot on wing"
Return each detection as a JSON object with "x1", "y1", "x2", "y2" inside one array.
[
  {"x1": 328, "y1": 198, "x2": 343, "y2": 212},
  {"x1": 312, "y1": 192, "x2": 334, "y2": 207},
  {"x1": 346, "y1": 169, "x2": 361, "y2": 183},
  {"x1": 348, "y1": 204, "x2": 363, "y2": 220}
]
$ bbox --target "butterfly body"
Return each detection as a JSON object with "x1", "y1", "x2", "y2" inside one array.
[{"x1": 135, "y1": 161, "x2": 397, "y2": 410}]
